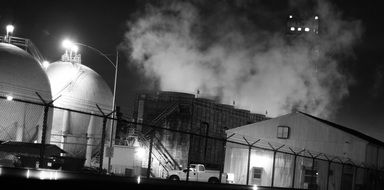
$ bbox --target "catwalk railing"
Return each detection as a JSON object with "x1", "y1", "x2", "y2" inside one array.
[{"x1": 1, "y1": 94, "x2": 384, "y2": 190}]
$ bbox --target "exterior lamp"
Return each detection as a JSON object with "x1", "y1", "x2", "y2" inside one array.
[
  {"x1": 42, "y1": 61, "x2": 50, "y2": 69},
  {"x1": 6, "y1": 95, "x2": 14, "y2": 101},
  {"x1": 5, "y1": 25, "x2": 15, "y2": 43},
  {"x1": 6, "y1": 25, "x2": 14, "y2": 35},
  {"x1": 62, "y1": 39, "x2": 74, "y2": 49}
]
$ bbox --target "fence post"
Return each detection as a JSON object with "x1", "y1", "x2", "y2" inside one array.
[
  {"x1": 271, "y1": 150, "x2": 277, "y2": 187},
  {"x1": 219, "y1": 133, "x2": 235, "y2": 183},
  {"x1": 39, "y1": 105, "x2": 49, "y2": 168},
  {"x1": 146, "y1": 130, "x2": 154, "y2": 178},
  {"x1": 246, "y1": 146, "x2": 252, "y2": 185},
  {"x1": 323, "y1": 155, "x2": 333, "y2": 190},
  {"x1": 243, "y1": 137, "x2": 260, "y2": 185},
  {"x1": 99, "y1": 116, "x2": 108, "y2": 173},
  {"x1": 292, "y1": 154, "x2": 297, "y2": 188},
  {"x1": 96, "y1": 104, "x2": 115, "y2": 173},
  {"x1": 186, "y1": 133, "x2": 193, "y2": 182},
  {"x1": 268, "y1": 143, "x2": 285, "y2": 187},
  {"x1": 35, "y1": 92, "x2": 60, "y2": 168},
  {"x1": 289, "y1": 148, "x2": 305, "y2": 189}
]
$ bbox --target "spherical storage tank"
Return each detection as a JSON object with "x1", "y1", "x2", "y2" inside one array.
[
  {"x1": 0, "y1": 43, "x2": 52, "y2": 143},
  {"x1": 45, "y1": 60, "x2": 112, "y2": 164}
]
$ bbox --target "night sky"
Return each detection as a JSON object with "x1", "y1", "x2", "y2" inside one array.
[{"x1": 1, "y1": 0, "x2": 383, "y2": 141}]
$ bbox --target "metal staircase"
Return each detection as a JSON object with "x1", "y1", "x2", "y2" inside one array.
[{"x1": 137, "y1": 102, "x2": 183, "y2": 176}]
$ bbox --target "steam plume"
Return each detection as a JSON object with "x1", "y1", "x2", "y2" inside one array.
[{"x1": 124, "y1": 0, "x2": 361, "y2": 118}]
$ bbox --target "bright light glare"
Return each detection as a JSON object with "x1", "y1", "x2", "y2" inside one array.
[
  {"x1": 42, "y1": 61, "x2": 50, "y2": 68},
  {"x1": 250, "y1": 154, "x2": 271, "y2": 169},
  {"x1": 315, "y1": 16, "x2": 319, "y2": 20},
  {"x1": 253, "y1": 185, "x2": 258, "y2": 190},
  {"x1": 62, "y1": 39, "x2": 74, "y2": 49},
  {"x1": 137, "y1": 176, "x2": 141, "y2": 184},
  {"x1": 227, "y1": 173, "x2": 234, "y2": 182},
  {"x1": 290, "y1": 27, "x2": 295, "y2": 31},
  {"x1": 71, "y1": 45, "x2": 79, "y2": 53},
  {"x1": 6, "y1": 25, "x2": 14, "y2": 34},
  {"x1": 136, "y1": 147, "x2": 146, "y2": 159},
  {"x1": 297, "y1": 27, "x2": 302, "y2": 31},
  {"x1": 6, "y1": 95, "x2": 13, "y2": 101},
  {"x1": 289, "y1": 15, "x2": 293, "y2": 19},
  {"x1": 39, "y1": 171, "x2": 58, "y2": 180},
  {"x1": 26, "y1": 170, "x2": 30, "y2": 178},
  {"x1": 305, "y1": 27, "x2": 310, "y2": 32}
]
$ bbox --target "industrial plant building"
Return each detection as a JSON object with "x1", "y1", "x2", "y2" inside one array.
[
  {"x1": 111, "y1": 91, "x2": 269, "y2": 177},
  {"x1": 224, "y1": 111, "x2": 384, "y2": 190}
]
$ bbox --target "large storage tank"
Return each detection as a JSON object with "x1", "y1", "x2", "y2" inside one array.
[
  {"x1": 0, "y1": 42, "x2": 52, "y2": 143},
  {"x1": 45, "y1": 60, "x2": 112, "y2": 165}
]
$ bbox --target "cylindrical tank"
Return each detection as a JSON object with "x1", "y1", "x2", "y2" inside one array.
[
  {"x1": 45, "y1": 61, "x2": 113, "y2": 162},
  {"x1": 0, "y1": 43, "x2": 52, "y2": 143}
]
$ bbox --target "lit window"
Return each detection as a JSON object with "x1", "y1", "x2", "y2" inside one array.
[
  {"x1": 277, "y1": 126, "x2": 290, "y2": 139},
  {"x1": 290, "y1": 27, "x2": 295, "y2": 31},
  {"x1": 252, "y1": 167, "x2": 263, "y2": 179}
]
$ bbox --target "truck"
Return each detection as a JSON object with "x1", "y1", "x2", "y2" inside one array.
[{"x1": 167, "y1": 164, "x2": 234, "y2": 184}]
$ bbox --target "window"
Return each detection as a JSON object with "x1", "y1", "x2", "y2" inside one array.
[
  {"x1": 252, "y1": 167, "x2": 263, "y2": 179},
  {"x1": 277, "y1": 126, "x2": 290, "y2": 139},
  {"x1": 304, "y1": 169, "x2": 318, "y2": 189},
  {"x1": 198, "y1": 165, "x2": 205, "y2": 172}
]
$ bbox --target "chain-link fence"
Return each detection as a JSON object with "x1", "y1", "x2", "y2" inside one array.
[{"x1": 1, "y1": 94, "x2": 384, "y2": 190}]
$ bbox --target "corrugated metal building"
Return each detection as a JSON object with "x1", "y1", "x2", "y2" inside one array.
[{"x1": 224, "y1": 111, "x2": 384, "y2": 190}]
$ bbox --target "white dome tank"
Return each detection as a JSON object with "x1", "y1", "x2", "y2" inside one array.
[
  {"x1": 0, "y1": 43, "x2": 52, "y2": 143},
  {"x1": 45, "y1": 61, "x2": 113, "y2": 161}
]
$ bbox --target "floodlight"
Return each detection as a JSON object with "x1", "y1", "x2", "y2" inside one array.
[{"x1": 6, "y1": 25, "x2": 14, "y2": 34}]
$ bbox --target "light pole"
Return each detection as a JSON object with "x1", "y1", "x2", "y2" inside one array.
[{"x1": 62, "y1": 39, "x2": 119, "y2": 173}]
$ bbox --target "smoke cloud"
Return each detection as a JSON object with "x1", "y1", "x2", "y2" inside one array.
[{"x1": 124, "y1": 0, "x2": 362, "y2": 118}]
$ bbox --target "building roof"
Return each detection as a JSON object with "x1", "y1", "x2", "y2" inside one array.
[
  {"x1": 0, "y1": 141, "x2": 66, "y2": 157},
  {"x1": 227, "y1": 111, "x2": 384, "y2": 147},
  {"x1": 298, "y1": 111, "x2": 384, "y2": 147}
]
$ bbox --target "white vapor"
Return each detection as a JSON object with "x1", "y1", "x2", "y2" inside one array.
[{"x1": 124, "y1": 0, "x2": 361, "y2": 118}]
